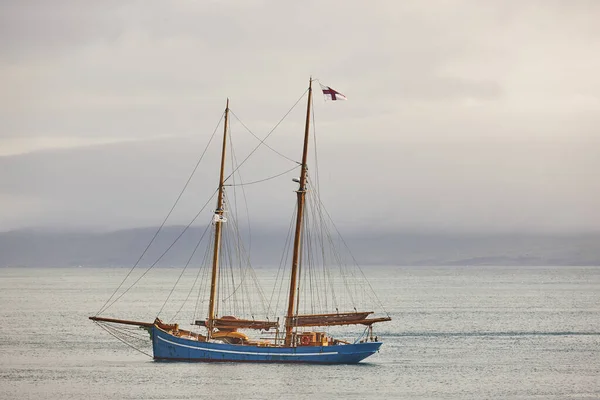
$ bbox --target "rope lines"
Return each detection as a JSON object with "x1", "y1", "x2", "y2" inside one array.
[
  {"x1": 93, "y1": 322, "x2": 153, "y2": 358},
  {"x1": 224, "y1": 164, "x2": 300, "y2": 187},
  {"x1": 308, "y1": 179, "x2": 391, "y2": 317},
  {"x1": 99, "y1": 188, "x2": 218, "y2": 314},
  {"x1": 156, "y1": 220, "x2": 213, "y2": 317},
  {"x1": 96, "y1": 112, "x2": 224, "y2": 316},
  {"x1": 223, "y1": 89, "x2": 307, "y2": 184},
  {"x1": 261, "y1": 95, "x2": 390, "y2": 325},
  {"x1": 230, "y1": 110, "x2": 298, "y2": 164},
  {"x1": 267, "y1": 203, "x2": 297, "y2": 318},
  {"x1": 98, "y1": 92, "x2": 306, "y2": 317}
]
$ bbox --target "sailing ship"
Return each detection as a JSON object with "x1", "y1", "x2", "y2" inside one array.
[{"x1": 90, "y1": 78, "x2": 391, "y2": 363}]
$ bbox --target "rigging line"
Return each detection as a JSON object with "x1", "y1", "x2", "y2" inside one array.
[
  {"x1": 100, "y1": 326, "x2": 150, "y2": 347},
  {"x1": 308, "y1": 185, "x2": 345, "y2": 308},
  {"x1": 267, "y1": 202, "x2": 296, "y2": 316},
  {"x1": 227, "y1": 131, "x2": 253, "y2": 259},
  {"x1": 219, "y1": 216, "x2": 249, "y2": 302},
  {"x1": 228, "y1": 135, "x2": 249, "y2": 313},
  {"x1": 306, "y1": 193, "x2": 323, "y2": 313},
  {"x1": 307, "y1": 198, "x2": 325, "y2": 312},
  {"x1": 227, "y1": 135, "x2": 249, "y2": 316},
  {"x1": 158, "y1": 220, "x2": 212, "y2": 318},
  {"x1": 303, "y1": 209, "x2": 310, "y2": 314},
  {"x1": 227, "y1": 132, "x2": 241, "y2": 262},
  {"x1": 223, "y1": 89, "x2": 308, "y2": 184},
  {"x1": 312, "y1": 189, "x2": 339, "y2": 309},
  {"x1": 101, "y1": 326, "x2": 152, "y2": 356},
  {"x1": 311, "y1": 102, "x2": 329, "y2": 310},
  {"x1": 216, "y1": 234, "x2": 222, "y2": 318},
  {"x1": 226, "y1": 133, "x2": 239, "y2": 316},
  {"x1": 319, "y1": 204, "x2": 354, "y2": 308},
  {"x1": 230, "y1": 139, "x2": 252, "y2": 254},
  {"x1": 295, "y1": 212, "x2": 310, "y2": 317},
  {"x1": 313, "y1": 191, "x2": 390, "y2": 316},
  {"x1": 102, "y1": 323, "x2": 149, "y2": 342},
  {"x1": 226, "y1": 217, "x2": 237, "y2": 316},
  {"x1": 221, "y1": 204, "x2": 268, "y2": 315},
  {"x1": 304, "y1": 217, "x2": 313, "y2": 314},
  {"x1": 319, "y1": 204, "x2": 367, "y2": 309},
  {"x1": 230, "y1": 146, "x2": 251, "y2": 316},
  {"x1": 222, "y1": 214, "x2": 236, "y2": 315},
  {"x1": 227, "y1": 184, "x2": 246, "y2": 315},
  {"x1": 194, "y1": 232, "x2": 213, "y2": 320},
  {"x1": 222, "y1": 186, "x2": 271, "y2": 316},
  {"x1": 232, "y1": 140, "x2": 244, "y2": 317},
  {"x1": 221, "y1": 205, "x2": 236, "y2": 316},
  {"x1": 96, "y1": 112, "x2": 225, "y2": 316},
  {"x1": 169, "y1": 244, "x2": 206, "y2": 323},
  {"x1": 230, "y1": 110, "x2": 298, "y2": 164},
  {"x1": 224, "y1": 164, "x2": 301, "y2": 187},
  {"x1": 94, "y1": 322, "x2": 152, "y2": 358},
  {"x1": 101, "y1": 188, "x2": 219, "y2": 314},
  {"x1": 193, "y1": 227, "x2": 214, "y2": 321},
  {"x1": 310, "y1": 94, "x2": 320, "y2": 195}
]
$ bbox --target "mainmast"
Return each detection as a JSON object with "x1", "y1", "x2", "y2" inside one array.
[
  {"x1": 285, "y1": 78, "x2": 313, "y2": 346},
  {"x1": 207, "y1": 98, "x2": 229, "y2": 339}
]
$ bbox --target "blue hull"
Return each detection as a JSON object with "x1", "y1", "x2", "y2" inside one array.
[{"x1": 152, "y1": 327, "x2": 381, "y2": 364}]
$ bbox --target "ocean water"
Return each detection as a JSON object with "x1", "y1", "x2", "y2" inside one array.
[{"x1": 1, "y1": 266, "x2": 599, "y2": 399}]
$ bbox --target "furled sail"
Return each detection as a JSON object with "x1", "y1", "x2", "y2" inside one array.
[
  {"x1": 197, "y1": 316, "x2": 279, "y2": 331},
  {"x1": 287, "y1": 312, "x2": 392, "y2": 327}
]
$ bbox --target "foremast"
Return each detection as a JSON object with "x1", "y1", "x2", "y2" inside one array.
[
  {"x1": 285, "y1": 78, "x2": 313, "y2": 346},
  {"x1": 207, "y1": 98, "x2": 229, "y2": 340}
]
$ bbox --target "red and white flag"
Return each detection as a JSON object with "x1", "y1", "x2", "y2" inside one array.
[{"x1": 320, "y1": 84, "x2": 347, "y2": 101}]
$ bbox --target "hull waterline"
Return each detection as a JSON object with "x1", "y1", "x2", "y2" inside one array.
[{"x1": 152, "y1": 326, "x2": 382, "y2": 364}]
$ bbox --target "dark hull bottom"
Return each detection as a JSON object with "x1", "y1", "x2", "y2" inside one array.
[
  {"x1": 153, "y1": 356, "x2": 375, "y2": 364},
  {"x1": 152, "y1": 327, "x2": 382, "y2": 364}
]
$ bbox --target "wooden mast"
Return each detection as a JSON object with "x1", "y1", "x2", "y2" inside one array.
[
  {"x1": 207, "y1": 98, "x2": 229, "y2": 339},
  {"x1": 285, "y1": 78, "x2": 313, "y2": 346}
]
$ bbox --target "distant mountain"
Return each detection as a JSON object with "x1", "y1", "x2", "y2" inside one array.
[{"x1": 0, "y1": 227, "x2": 598, "y2": 267}]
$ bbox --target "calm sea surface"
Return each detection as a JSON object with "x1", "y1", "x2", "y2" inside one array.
[{"x1": 1, "y1": 266, "x2": 599, "y2": 399}]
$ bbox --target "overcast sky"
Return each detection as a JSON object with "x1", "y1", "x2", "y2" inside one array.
[{"x1": 1, "y1": 1, "x2": 599, "y2": 233}]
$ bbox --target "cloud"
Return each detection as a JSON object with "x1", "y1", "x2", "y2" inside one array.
[
  {"x1": 0, "y1": 135, "x2": 171, "y2": 157},
  {"x1": 0, "y1": 1, "x2": 599, "y2": 232}
]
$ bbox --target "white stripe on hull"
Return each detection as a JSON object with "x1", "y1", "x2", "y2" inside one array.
[{"x1": 157, "y1": 335, "x2": 339, "y2": 357}]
